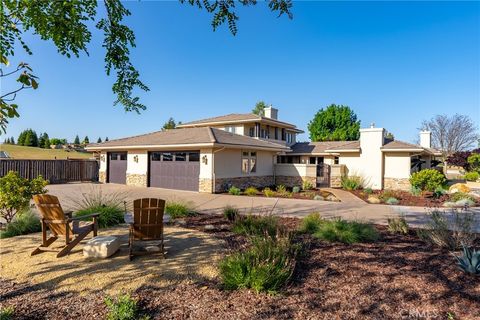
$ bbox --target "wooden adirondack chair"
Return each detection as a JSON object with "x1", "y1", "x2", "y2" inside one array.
[
  {"x1": 32, "y1": 194, "x2": 99, "y2": 258},
  {"x1": 129, "y1": 198, "x2": 165, "y2": 260}
]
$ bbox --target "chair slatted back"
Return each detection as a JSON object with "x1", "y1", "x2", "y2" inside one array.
[
  {"x1": 33, "y1": 194, "x2": 72, "y2": 236},
  {"x1": 132, "y1": 198, "x2": 165, "y2": 240}
]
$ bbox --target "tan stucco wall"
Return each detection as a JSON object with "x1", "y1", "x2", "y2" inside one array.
[
  {"x1": 274, "y1": 163, "x2": 316, "y2": 177},
  {"x1": 99, "y1": 151, "x2": 108, "y2": 172},
  {"x1": 338, "y1": 152, "x2": 362, "y2": 175},
  {"x1": 384, "y1": 152, "x2": 411, "y2": 179},
  {"x1": 126, "y1": 150, "x2": 148, "y2": 175},
  {"x1": 199, "y1": 149, "x2": 214, "y2": 180},
  {"x1": 214, "y1": 149, "x2": 275, "y2": 178},
  {"x1": 358, "y1": 128, "x2": 385, "y2": 189}
]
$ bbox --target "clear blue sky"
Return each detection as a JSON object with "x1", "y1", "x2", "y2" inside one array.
[{"x1": 5, "y1": 1, "x2": 480, "y2": 143}]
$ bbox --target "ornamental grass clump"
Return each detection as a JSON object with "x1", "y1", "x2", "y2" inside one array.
[
  {"x1": 75, "y1": 206, "x2": 124, "y2": 228},
  {"x1": 313, "y1": 218, "x2": 379, "y2": 244},
  {"x1": 263, "y1": 187, "x2": 276, "y2": 197},
  {"x1": 0, "y1": 210, "x2": 41, "y2": 238},
  {"x1": 340, "y1": 176, "x2": 363, "y2": 191},
  {"x1": 219, "y1": 232, "x2": 299, "y2": 294},
  {"x1": 244, "y1": 186, "x2": 259, "y2": 196},
  {"x1": 232, "y1": 214, "x2": 279, "y2": 238},
  {"x1": 299, "y1": 212, "x2": 322, "y2": 234},
  {"x1": 104, "y1": 294, "x2": 149, "y2": 320},
  {"x1": 387, "y1": 216, "x2": 409, "y2": 234},
  {"x1": 223, "y1": 205, "x2": 239, "y2": 222},
  {"x1": 165, "y1": 201, "x2": 196, "y2": 219},
  {"x1": 228, "y1": 186, "x2": 241, "y2": 195}
]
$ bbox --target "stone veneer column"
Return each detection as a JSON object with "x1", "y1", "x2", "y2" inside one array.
[
  {"x1": 99, "y1": 171, "x2": 107, "y2": 183},
  {"x1": 384, "y1": 178, "x2": 411, "y2": 191},
  {"x1": 199, "y1": 178, "x2": 213, "y2": 193},
  {"x1": 126, "y1": 173, "x2": 147, "y2": 187},
  {"x1": 330, "y1": 164, "x2": 346, "y2": 188}
]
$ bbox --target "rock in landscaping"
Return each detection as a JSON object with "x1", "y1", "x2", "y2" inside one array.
[
  {"x1": 313, "y1": 195, "x2": 324, "y2": 201},
  {"x1": 455, "y1": 199, "x2": 475, "y2": 207},
  {"x1": 83, "y1": 236, "x2": 120, "y2": 258},
  {"x1": 449, "y1": 183, "x2": 470, "y2": 194},
  {"x1": 204, "y1": 224, "x2": 216, "y2": 231},
  {"x1": 367, "y1": 196, "x2": 381, "y2": 204},
  {"x1": 175, "y1": 219, "x2": 187, "y2": 226},
  {"x1": 442, "y1": 201, "x2": 456, "y2": 208}
]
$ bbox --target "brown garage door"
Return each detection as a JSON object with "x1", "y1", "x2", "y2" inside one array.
[
  {"x1": 149, "y1": 151, "x2": 200, "y2": 191},
  {"x1": 108, "y1": 152, "x2": 127, "y2": 184}
]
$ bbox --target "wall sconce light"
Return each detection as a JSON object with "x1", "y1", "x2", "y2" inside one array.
[
  {"x1": 202, "y1": 155, "x2": 208, "y2": 165},
  {"x1": 133, "y1": 155, "x2": 139, "y2": 163}
]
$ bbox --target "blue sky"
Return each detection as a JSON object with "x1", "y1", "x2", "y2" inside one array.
[{"x1": 4, "y1": 1, "x2": 480, "y2": 143}]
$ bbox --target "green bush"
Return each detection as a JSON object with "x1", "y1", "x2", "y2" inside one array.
[
  {"x1": 464, "y1": 171, "x2": 479, "y2": 182},
  {"x1": 313, "y1": 218, "x2": 379, "y2": 244},
  {"x1": 449, "y1": 192, "x2": 475, "y2": 203},
  {"x1": 105, "y1": 294, "x2": 149, "y2": 320},
  {"x1": 166, "y1": 201, "x2": 196, "y2": 219},
  {"x1": 228, "y1": 186, "x2": 241, "y2": 195},
  {"x1": 263, "y1": 187, "x2": 276, "y2": 197},
  {"x1": 299, "y1": 212, "x2": 322, "y2": 234},
  {"x1": 75, "y1": 205, "x2": 124, "y2": 228},
  {"x1": 219, "y1": 234, "x2": 298, "y2": 293},
  {"x1": 409, "y1": 169, "x2": 446, "y2": 192},
  {"x1": 379, "y1": 190, "x2": 400, "y2": 202},
  {"x1": 467, "y1": 153, "x2": 480, "y2": 172},
  {"x1": 385, "y1": 197, "x2": 399, "y2": 205},
  {"x1": 244, "y1": 186, "x2": 259, "y2": 196},
  {"x1": 0, "y1": 171, "x2": 48, "y2": 223},
  {"x1": 0, "y1": 306, "x2": 14, "y2": 320},
  {"x1": 223, "y1": 205, "x2": 238, "y2": 222},
  {"x1": 232, "y1": 214, "x2": 279, "y2": 238},
  {"x1": 292, "y1": 186, "x2": 301, "y2": 193},
  {"x1": 410, "y1": 186, "x2": 422, "y2": 196},
  {"x1": 387, "y1": 216, "x2": 409, "y2": 234},
  {"x1": 364, "y1": 188, "x2": 373, "y2": 195},
  {"x1": 276, "y1": 185, "x2": 287, "y2": 194},
  {"x1": 340, "y1": 176, "x2": 363, "y2": 191},
  {"x1": 302, "y1": 180, "x2": 314, "y2": 191},
  {"x1": 0, "y1": 210, "x2": 41, "y2": 238}
]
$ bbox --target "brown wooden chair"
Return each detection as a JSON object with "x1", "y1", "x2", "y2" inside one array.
[
  {"x1": 129, "y1": 198, "x2": 166, "y2": 260},
  {"x1": 32, "y1": 194, "x2": 99, "y2": 258}
]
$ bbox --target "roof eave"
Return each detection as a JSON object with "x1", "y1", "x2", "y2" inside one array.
[
  {"x1": 324, "y1": 149, "x2": 361, "y2": 153},
  {"x1": 381, "y1": 148, "x2": 424, "y2": 152},
  {"x1": 85, "y1": 143, "x2": 215, "y2": 151}
]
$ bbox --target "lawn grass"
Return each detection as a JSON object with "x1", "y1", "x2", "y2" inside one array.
[{"x1": 1, "y1": 144, "x2": 92, "y2": 160}]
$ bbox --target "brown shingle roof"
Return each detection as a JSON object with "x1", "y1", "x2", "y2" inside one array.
[
  {"x1": 289, "y1": 141, "x2": 360, "y2": 154},
  {"x1": 86, "y1": 127, "x2": 288, "y2": 151},
  {"x1": 380, "y1": 140, "x2": 424, "y2": 150}
]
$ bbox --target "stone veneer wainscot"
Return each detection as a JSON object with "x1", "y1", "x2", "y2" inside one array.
[
  {"x1": 384, "y1": 177, "x2": 410, "y2": 191},
  {"x1": 99, "y1": 171, "x2": 107, "y2": 183},
  {"x1": 126, "y1": 173, "x2": 147, "y2": 187},
  {"x1": 214, "y1": 176, "x2": 275, "y2": 193}
]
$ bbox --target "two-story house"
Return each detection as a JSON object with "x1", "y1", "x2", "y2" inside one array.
[{"x1": 87, "y1": 106, "x2": 441, "y2": 193}]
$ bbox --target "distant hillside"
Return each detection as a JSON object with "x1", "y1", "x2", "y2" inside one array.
[{"x1": 0, "y1": 144, "x2": 93, "y2": 160}]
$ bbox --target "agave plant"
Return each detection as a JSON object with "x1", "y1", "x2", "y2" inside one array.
[{"x1": 455, "y1": 245, "x2": 480, "y2": 275}]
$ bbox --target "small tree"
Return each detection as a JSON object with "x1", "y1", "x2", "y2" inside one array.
[
  {"x1": 23, "y1": 129, "x2": 39, "y2": 147},
  {"x1": 162, "y1": 117, "x2": 178, "y2": 131},
  {"x1": 97, "y1": 137, "x2": 102, "y2": 143},
  {"x1": 468, "y1": 153, "x2": 480, "y2": 172},
  {"x1": 105, "y1": 137, "x2": 109, "y2": 142},
  {"x1": 0, "y1": 171, "x2": 48, "y2": 223},
  {"x1": 385, "y1": 132, "x2": 394, "y2": 140},
  {"x1": 252, "y1": 101, "x2": 268, "y2": 116},
  {"x1": 446, "y1": 149, "x2": 480, "y2": 171},
  {"x1": 83, "y1": 136, "x2": 89, "y2": 144},
  {"x1": 38, "y1": 132, "x2": 49, "y2": 149},
  {"x1": 74, "y1": 135, "x2": 80, "y2": 145},
  {"x1": 10, "y1": 136, "x2": 15, "y2": 144},
  {"x1": 308, "y1": 104, "x2": 361, "y2": 141},
  {"x1": 17, "y1": 130, "x2": 27, "y2": 145}
]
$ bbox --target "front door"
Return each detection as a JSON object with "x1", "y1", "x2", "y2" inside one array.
[{"x1": 316, "y1": 163, "x2": 330, "y2": 187}]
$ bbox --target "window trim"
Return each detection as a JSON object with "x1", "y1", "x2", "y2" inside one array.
[{"x1": 241, "y1": 149, "x2": 257, "y2": 174}]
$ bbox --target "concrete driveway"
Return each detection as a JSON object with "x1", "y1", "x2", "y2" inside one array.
[{"x1": 46, "y1": 183, "x2": 480, "y2": 228}]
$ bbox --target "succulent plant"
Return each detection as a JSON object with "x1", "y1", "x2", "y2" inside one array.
[
  {"x1": 292, "y1": 186, "x2": 301, "y2": 193},
  {"x1": 455, "y1": 245, "x2": 480, "y2": 275},
  {"x1": 385, "y1": 197, "x2": 399, "y2": 205}
]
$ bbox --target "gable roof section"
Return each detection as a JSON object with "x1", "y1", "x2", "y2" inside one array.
[
  {"x1": 177, "y1": 113, "x2": 303, "y2": 132},
  {"x1": 86, "y1": 127, "x2": 289, "y2": 151},
  {"x1": 289, "y1": 141, "x2": 360, "y2": 154},
  {"x1": 380, "y1": 140, "x2": 425, "y2": 151}
]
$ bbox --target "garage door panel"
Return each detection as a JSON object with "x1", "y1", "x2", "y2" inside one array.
[
  {"x1": 108, "y1": 152, "x2": 127, "y2": 184},
  {"x1": 149, "y1": 151, "x2": 199, "y2": 191}
]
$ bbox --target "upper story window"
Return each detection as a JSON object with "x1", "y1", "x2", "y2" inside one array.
[
  {"x1": 242, "y1": 150, "x2": 257, "y2": 174},
  {"x1": 225, "y1": 126, "x2": 236, "y2": 134},
  {"x1": 260, "y1": 128, "x2": 267, "y2": 138},
  {"x1": 334, "y1": 156, "x2": 339, "y2": 164},
  {"x1": 249, "y1": 127, "x2": 255, "y2": 137},
  {"x1": 285, "y1": 132, "x2": 294, "y2": 144}
]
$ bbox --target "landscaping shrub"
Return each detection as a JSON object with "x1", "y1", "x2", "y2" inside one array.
[
  {"x1": 455, "y1": 245, "x2": 480, "y2": 275},
  {"x1": 340, "y1": 176, "x2": 363, "y2": 191},
  {"x1": 70, "y1": 186, "x2": 126, "y2": 212},
  {"x1": 0, "y1": 306, "x2": 14, "y2": 320},
  {"x1": 0, "y1": 210, "x2": 41, "y2": 238},
  {"x1": 166, "y1": 201, "x2": 195, "y2": 219},
  {"x1": 276, "y1": 185, "x2": 287, "y2": 194},
  {"x1": 387, "y1": 216, "x2": 409, "y2": 234},
  {"x1": 409, "y1": 169, "x2": 446, "y2": 192},
  {"x1": 433, "y1": 186, "x2": 447, "y2": 199},
  {"x1": 410, "y1": 186, "x2": 422, "y2": 196},
  {"x1": 292, "y1": 186, "x2": 301, "y2": 193},
  {"x1": 450, "y1": 192, "x2": 475, "y2": 203},
  {"x1": 464, "y1": 171, "x2": 479, "y2": 182},
  {"x1": 379, "y1": 190, "x2": 400, "y2": 202},
  {"x1": 104, "y1": 294, "x2": 149, "y2": 320},
  {"x1": 232, "y1": 214, "x2": 279, "y2": 238},
  {"x1": 244, "y1": 186, "x2": 259, "y2": 196},
  {"x1": 313, "y1": 218, "x2": 379, "y2": 244},
  {"x1": 299, "y1": 212, "x2": 322, "y2": 234},
  {"x1": 313, "y1": 195, "x2": 323, "y2": 201},
  {"x1": 223, "y1": 205, "x2": 238, "y2": 222},
  {"x1": 228, "y1": 186, "x2": 241, "y2": 195},
  {"x1": 364, "y1": 188, "x2": 373, "y2": 195},
  {"x1": 385, "y1": 197, "x2": 399, "y2": 205},
  {"x1": 467, "y1": 153, "x2": 480, "y2": 172},
  {"x1": 263, "y1": 187, "x2": 276, "y2": 197},
  {"x1": 0, "y1": 171, "x2": 48, "y2": 223},
  {"x1": 75, "y1": 205, "x2": 124, "y2": 228},
  {"x1": 455, "y1": 199, "x2": 475, "y2": 208},
  {"x1": 302, "y1": 180, "x2": 314, "y2": 191},
  {"x1": 219, "y1": 233, "x2": 299, "y2": 293},
  {"x1": 417, "y1": 209, "x2": 477, "y2": 250}
]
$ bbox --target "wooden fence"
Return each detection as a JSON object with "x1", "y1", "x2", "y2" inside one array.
[{"x1": 0, "y1": 159, "x2": 99, "y2": 183}]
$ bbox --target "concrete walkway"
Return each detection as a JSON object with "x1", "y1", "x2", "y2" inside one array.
[{"x1": 47, "y1": 183, "x2": 480, "y2": 228}]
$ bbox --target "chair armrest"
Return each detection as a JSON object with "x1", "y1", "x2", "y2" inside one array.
[
  {"x1": 70, "y1": 213, "x2": 100, "y2": 221},
  {"x1": 43, "y1": 219, "x2": 69, "y2": 224},
  {"x1": 64, "y1": 211, "x2": 73, "y2": 218}
]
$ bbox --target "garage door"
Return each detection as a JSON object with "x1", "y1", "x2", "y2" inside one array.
[
  {"x1": 149, "y1": 151, "x2": 200, "y2": 191},
  {"x1": 108, "y1": 152, "x2": 127, "y2": 184}
]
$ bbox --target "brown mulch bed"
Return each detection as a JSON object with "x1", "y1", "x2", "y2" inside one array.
[
  {"x1": 1, "y1": 214, "x2": 479, "y2": 319},
  {"x1": 351, "y1": 189, "x2": 480, "y2": 207},
  {"x1": 222, "y1": 188, "x2": 340, "y2": 201}
]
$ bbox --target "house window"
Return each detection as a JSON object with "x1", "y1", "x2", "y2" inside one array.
[
  {"x1": 242, "y1": 150, "x2": 257, "y2": 174},
  {"x1": 188, "y1": 152, "x2": 200, "y2": 162},
  {"x1": 175, "y1": 152, "x2": 186, "y2": 161},
  {"x1": 151, "y1": 152, "x2": 161, "y2": 161},
  {"x1": 162, "y1": 152, "x2": 173, "y2": 161},
  {"x1": 285, "y1": 132, "x2": 294, "y2": 144},
  {"x1": 260, "y1": 128, "x2": 267, "y2": 138},
  {"x1": 317, "y1": 157, "x2": 324, "y2": 164},
  {"x1": 309, "y1": 157, "x2": 316, "y2": 164},
  {"x1": 334, "y1": 156, "x2": 339, "y2": 164},
  {"x1": 249, "y1": 127, "x2": 255, "y2": 137},
  {"x1": 225, "y1": 126, "x2": 236, "y2": 134}
]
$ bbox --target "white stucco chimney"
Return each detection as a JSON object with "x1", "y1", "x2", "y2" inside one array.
[
  {"x1": 263, "y1": 105, "x2": 278, "y2": 120},
  {"x1": 359, "y1": 127, "x2": 385, "y2": 190},
  {"x1": 420, "y1": 131, "x2": 431, "y2": 149}
]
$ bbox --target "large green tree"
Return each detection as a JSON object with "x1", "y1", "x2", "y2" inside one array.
[
  {"x1": 308, "y1": 104, "x2": 361, "y2": 142},
  {"x1": 162, "y1": 117, "x2": 180, "y2": 131},
  {"x1": 0, "y1": 0, "x2": 293, "y2": 133},
  {"x1": 252, "y1": 101, "x2": 268, "y2": 115}
]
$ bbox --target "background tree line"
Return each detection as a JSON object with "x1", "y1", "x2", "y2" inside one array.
[{"x1": 3, "y1": 129, "x2": 109, "y2": 148}]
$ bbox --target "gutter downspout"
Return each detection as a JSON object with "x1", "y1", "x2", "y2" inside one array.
[{"x1": 212, "y1": 147, "x2": 226, "y2": 193}]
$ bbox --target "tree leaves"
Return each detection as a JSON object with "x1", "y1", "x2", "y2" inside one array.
[{"x1": 308, "y1": 104, "x2": 361, "y2": 142}]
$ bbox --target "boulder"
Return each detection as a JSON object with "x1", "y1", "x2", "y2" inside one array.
[
  {"x1": 313, "y1": 195, "x2": 324, "y2": 201},
  {"x1": 83, "y1": 236, "x2": 120, "y2": 258},
  {"x1": 367, "y1": 196, "x2": 381, "y2": 204},
  {"x1": 449, "y1": 183, "x2": 470, "y2": 194}
]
